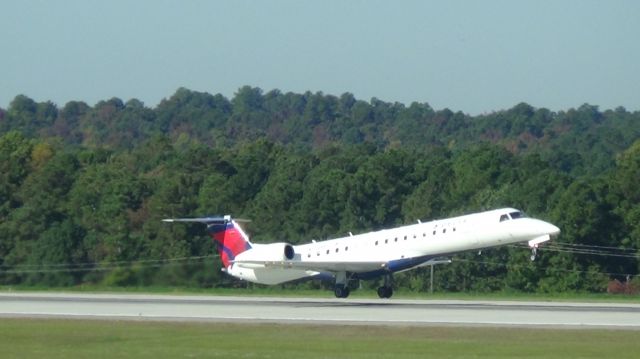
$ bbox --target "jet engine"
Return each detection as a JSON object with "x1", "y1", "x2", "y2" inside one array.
[{"x1": 241, "y1": 242, "x2": 295, "y2": 261}]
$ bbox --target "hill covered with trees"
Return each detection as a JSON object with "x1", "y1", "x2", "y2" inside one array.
[{"x1": 1, "y1": 87, "x2": 639, "y2": 293}]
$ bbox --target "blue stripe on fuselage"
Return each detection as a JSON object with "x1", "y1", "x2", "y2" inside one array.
[{"x1": 354, "y1": 255, "x2": 438, "y2": 280}]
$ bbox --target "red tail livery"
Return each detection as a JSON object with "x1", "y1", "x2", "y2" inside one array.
[
  {"x1": 162, "y1": 215, "x2": 252, "y2": 268},
  {"x1": 207, "y1": 219, "x2": 252, "y2": 267}
]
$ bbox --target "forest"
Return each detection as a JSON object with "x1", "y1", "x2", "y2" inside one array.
[{"x1": 1, "y1": 86, "x2": 639, "y2": 293}]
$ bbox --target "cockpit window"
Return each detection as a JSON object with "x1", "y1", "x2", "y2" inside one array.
[{"x1": 500, "y1": 211, "x2": 527, "y2": 222}]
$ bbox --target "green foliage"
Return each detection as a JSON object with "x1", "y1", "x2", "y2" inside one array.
[
  {"x1": 0, "y1": 131, "x2": 33, "y2": 218},
  {"x1": 1, "y1": 88, "x2": 639, "y2": 293},
  {"x1": 4, "y1": 91, "x2": 640, "y2": 177}
]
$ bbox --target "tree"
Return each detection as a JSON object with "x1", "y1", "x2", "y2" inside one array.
[
  {"x1": 0, "y1": 132, "x2": 33, "y2": 216},
  {"x1": 402, "y1": 148, "x2": 453, "y2": 221},
  {"x1": 542, "y1": 180, "x2": 625, "y2": 291},
  {"x1": 2, "y1": 151, "x2": 80, "y2": 284},
  {"x1": 246, "y1": 151, "x2": 315, "y2": 243},
  {"x1": 67, "y1": 158, "x2": 147, "y2": 262},
  {"x1": 450, "y1": 144, "x2": 514, "y2": 209},
  {"x1": 612, "y1": 140, "x2": 640, "y2": 269}
]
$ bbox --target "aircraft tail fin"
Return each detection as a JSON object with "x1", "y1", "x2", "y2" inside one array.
[{"x1": 162, "y1": 215, "x2": 252, "y2": 268}]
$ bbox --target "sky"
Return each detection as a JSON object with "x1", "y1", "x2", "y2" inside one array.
[{"x1": 1, "y1": 0, "x2": 639, "y2": 114}]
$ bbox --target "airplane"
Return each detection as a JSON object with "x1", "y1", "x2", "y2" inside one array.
[{"x1": 163, "y1": 208, "x2": 560, "y2": 298}]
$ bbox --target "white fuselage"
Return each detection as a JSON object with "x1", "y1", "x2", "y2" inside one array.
[{"x1": 227, "y1": 208, "x2": 560, "y2": 285}]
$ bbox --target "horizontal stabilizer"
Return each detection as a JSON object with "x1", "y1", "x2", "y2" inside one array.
[
  {"x1": 162, "y1": 216, "x2": 252, "y2": 225},
  {"x1": 162, "y1": 216, "x2": 230, "y2": 225}
]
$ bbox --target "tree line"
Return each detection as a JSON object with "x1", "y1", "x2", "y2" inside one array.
[{"x1": 0, "y1": 88, "x2": 639, "y2": 293}]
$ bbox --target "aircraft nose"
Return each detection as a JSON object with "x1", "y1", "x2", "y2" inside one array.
[
  {"x1": 543, "y1": 222, "x2": 561, "y2": 237},
  {"x1": 507, "y1": 218, "x2": 560, "y2": 241}
]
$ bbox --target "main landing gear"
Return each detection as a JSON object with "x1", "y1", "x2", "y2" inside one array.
[
  {"x1": 334, "y1": 284, "x2": 350, "y2": 298},
  {"x1": 334, "y1": 271, "x2": 351, "y2": 298},
  {"x1": 377, "y1": 286, "x2": 393, "y2": 298},
  {"x1": 333, "y1": 272, "x2": 394, "y2": 299},
  {"x1": 377, "y1": 274, "x2": 394, "y2": 299}
]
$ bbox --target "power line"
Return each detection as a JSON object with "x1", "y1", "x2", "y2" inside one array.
[
  {"x1": 0, "y1": 255, "x2": 216, "y2": 274},
  {"x1": 0, "y1": 255, "x2": 215, "y2": 269},
  {"x1": 509, "y1": 243, "x2": 640, "y2": 259},
  {"x1": 551, "y1": 242, "x2": 638, "y2": 252},
  {"x1": 543, "y1": 246, "x2": 640, "y2": 259},
  {"x1": 453, "y1": 257, "x2": 639, "y2": 279}
]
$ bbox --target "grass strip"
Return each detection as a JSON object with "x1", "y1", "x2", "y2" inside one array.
[{"x1": 0, "y1": 318, "x2": 638, "y2": 359}]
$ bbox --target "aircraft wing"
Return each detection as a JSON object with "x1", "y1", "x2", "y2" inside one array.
[{"x1": 232, "y1": 259, "x2": 388, "y2": 273}]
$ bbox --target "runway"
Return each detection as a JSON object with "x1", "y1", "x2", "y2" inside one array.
[{"x1": 1, "y1": 292, "x2": 639, "y2": 329}]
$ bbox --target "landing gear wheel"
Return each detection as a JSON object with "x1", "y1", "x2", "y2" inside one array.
[
  {"x1": 377, "y1": 286, "x2": 393, "y2": 298},
  {"x1": 530, "y1": 247, "x2": 538, "y2": 261},
  {"x1": 334, "y1": 285, "x2": 350, "y2": 298}
]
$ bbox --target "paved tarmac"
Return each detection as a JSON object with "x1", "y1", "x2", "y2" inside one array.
[{"x1": 1, "y1": 292, "x2": 639, "y2": 329}]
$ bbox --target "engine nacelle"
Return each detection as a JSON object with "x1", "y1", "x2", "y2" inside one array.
[{"x1": 238, "y1": 242, "x2": 295, "y2": 262}]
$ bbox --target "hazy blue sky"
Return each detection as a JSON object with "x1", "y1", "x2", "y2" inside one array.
[{"x1": 1, "y1": 0, "x2": 638, "y2": 114}]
